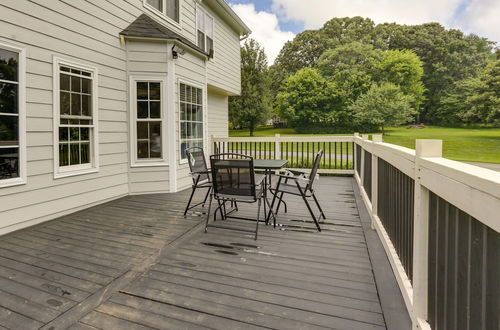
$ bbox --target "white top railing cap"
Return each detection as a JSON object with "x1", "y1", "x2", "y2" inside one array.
[{"x1": 416, "y1": 140, "x2": 442, "y2": 158}]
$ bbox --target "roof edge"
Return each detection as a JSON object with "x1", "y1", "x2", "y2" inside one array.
[{"x1": 211, "y1": 0, "x2": 251, "y2": 36}]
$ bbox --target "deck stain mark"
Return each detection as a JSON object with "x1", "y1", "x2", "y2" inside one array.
[
  {"x1": 202, "y1": 242, "x2": 235, "y2": 249},
  {"x1": 215, "y1": 250, "x2": 239, "y2": 255}
]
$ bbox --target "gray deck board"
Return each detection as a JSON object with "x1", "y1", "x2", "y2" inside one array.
[{"x1": 0, "y1": 177, "x2": 412, "y2": 329}]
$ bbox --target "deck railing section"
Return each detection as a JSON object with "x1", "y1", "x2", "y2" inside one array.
[
  {"x1": 354, "y1": 134, "x2": 500, "y2": 330},
  {"x1": 211, "y1": 135, "x2": 354, "y2": 174}
]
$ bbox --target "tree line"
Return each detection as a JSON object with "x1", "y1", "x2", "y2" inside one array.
[{"x1": 230, "y1": 17, "x2": 498, "y2": 135}]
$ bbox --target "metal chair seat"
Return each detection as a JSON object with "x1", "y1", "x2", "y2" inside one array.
[{"x1": 271, "y1": 182, "x2": 312, "y2": 197}]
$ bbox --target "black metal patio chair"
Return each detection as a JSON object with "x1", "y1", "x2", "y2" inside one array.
[
  {"x1": 205, "y1": 154, "x2": 266, "y2": 240},
  {"x1": 268, "y1": 150, "x2": 326, "y2": 232},
  {"x1": 183, "y1": 147, "x2": 212, "y2": 216}
]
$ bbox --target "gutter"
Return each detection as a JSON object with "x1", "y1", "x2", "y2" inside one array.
[{"x1": 212, "y1": 0, "x2": 252, "y2": 36}]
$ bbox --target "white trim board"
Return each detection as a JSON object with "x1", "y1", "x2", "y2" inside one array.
[{"x1": 0, "y1": 41, "x2": 27, "y2": 188}]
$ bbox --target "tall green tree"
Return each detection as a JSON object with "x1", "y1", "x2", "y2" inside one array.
[
  {"x1": 229, "y1": 39, "x2": 271, "y2": 136},
  {"x1": 375, "y1": 49, "x2": 425, "y2": 111},
  {"x1": 462, "y1": 60, "x2": 500, "y2": 125},
  {"x1": 275, "y1": 68, "x2": 345, "y2": 131},
  {"x1": 375, "y1": 23, "x2": 493, "y2": 122},
  {"x1": 317, "y1": 42, "x2": 382, "y2": 105},
  {"x1": 437, "y1": 60, "x2": 499, "y2": 125},
  {"x1": 350, "y1": 83, "x2": 416, "y2": 132}
]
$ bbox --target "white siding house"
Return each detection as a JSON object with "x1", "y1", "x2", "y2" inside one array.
[{"x1": 0, "y1": 0, "x2": 250, "y2": 235}]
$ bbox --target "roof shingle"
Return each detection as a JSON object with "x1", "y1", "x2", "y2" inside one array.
[{"x1": 120, "y1": 14, "x2": 208, "y2": 56}]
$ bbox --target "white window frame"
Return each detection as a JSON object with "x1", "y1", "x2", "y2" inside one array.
[
  {"x1": 53, "y1": 57, "x2": 99, "y2": 179},
  {"x1": 129, "y1": 75, "x2": 169, "y2": 167},
  {"x1": 178, "y1": 79, "x2": 206, "y2": 164},
  {"x1": 196, "y1": 5, "x2": 214, "y2": 56},
  {"x1": 143, "y1": 0, "x2": 181, "y2": 30},
  {"x1": 0, "y1": 41, "x2": 26, "y2": 188}
]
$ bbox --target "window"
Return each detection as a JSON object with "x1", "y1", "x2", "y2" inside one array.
[
  {"x1": 130, "y1": 77, "x2": 167, "y2": 166},
  {"x1": 196, "y1": 8, "x2": 214, "y2": 57},
  {"x1": 145, "y1": 0, "x2": 179, "y2": 23},
  {"x1": 136, "y1": 82, "x2": 162, "y2": 160},
  {"x1": 54, "y1": 58, "x2": 98, "y2": 177},
  {"x1": 180, "y1": 83, "x2": 203, "y2": 160},
  {"x1": 0, "y1": 44, "x2": 25, "y2": 187}
]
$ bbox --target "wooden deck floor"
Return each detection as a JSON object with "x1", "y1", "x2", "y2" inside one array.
[{"x1": 0, "y1": 177, "x2": 409, "y2": 330}]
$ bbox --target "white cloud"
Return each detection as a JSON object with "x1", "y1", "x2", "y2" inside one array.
[
  {"x1": 230, "y1": 3, "x2": 296, "y2": 64},
  {"x1": 271, "y1": 0, "x2": 499, "y2": 42},
  {"x1": 453, "y1": 0, "x2": 500, "y2": 42}
]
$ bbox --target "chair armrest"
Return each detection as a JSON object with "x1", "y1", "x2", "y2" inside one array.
[{"x1": 277, "y1": 170, "x2": 310, "y2": 182}]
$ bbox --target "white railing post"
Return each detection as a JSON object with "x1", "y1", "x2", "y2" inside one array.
[
  {"x1": 412, "y1": 139, "x2": 442, "y2": 330},
  {"x1": 360, "y1": 134, "x2": 369, "y2": 186},
  {"x1": 371, "y1": 134, "x2": 382, "y2": 230},
  {"x1": 275, "y1": 134, "x2": 281, "y2": 160}
]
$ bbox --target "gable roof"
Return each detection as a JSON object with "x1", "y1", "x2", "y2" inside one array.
[{"x1": 120, "y1": 14, "x2": 208, "y2": 56}]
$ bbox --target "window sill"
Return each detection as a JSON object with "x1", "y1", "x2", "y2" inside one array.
[
  {"x1": 54, "y1": 167, "x2": 99, "y2": 179},
  {"x1": 131, "y1": 162, "x2": 169, "y2": 168},
  {"x1": 0, "y1": 177, "x2": 27, "y2": 188}
]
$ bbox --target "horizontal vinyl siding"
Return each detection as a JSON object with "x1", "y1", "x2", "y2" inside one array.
[
  {"x1": 207, "y1": 91, "x2": 229, "y2": 138},
  {"x1": 0, "y1": 0, "x2": 138, "y2": 234},
  {"x1": 202, "y1": 3, "x2": 241, "y2": 96}
]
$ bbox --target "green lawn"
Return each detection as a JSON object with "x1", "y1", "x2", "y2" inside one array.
[{"x1": 229, "y1": 126, "x2": 500, "y2": 163}]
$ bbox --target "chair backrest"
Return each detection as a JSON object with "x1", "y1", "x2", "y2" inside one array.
[
  {"x1": 186, "y1": 147, "x2": 209, "y2": 183},
  {"x1": 306, "y1": 150, "x2": 323, "y2": 191},
  {"x1": 210, "y1": 153, "x2": 256, "y2": 199}
]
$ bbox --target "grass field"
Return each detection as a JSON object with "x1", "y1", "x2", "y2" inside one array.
[{"x1": 229, "y1": 126, "x2": 500, "y2": 163}]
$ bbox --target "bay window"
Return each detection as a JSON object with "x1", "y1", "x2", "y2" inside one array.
[
  {"x1": 196, "y1": 8, "x2": 214, "y2": 57},
  {"x1": 180, "y1": 83, "x2": 204, "y2": 160},
  {"x1": 145, "y1": 0, "x2": 179, "y2": 23},
  {"x1": 54, "y1": 58, "x2": 98, "y2": 177},
  {"x1": 0, "y1": 44, "x2": 25, "y2": 187}
]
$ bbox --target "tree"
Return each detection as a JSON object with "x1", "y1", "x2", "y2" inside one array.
[
  {"x1": 434, "y1": 77, "x2": 479, "y2": 125},
  {"x1": 461, "y1": 60, "x2": 500, "y2": 125},
  {"x1": 229, "y1": 39, "x2": 271, "y2": 136},
  {"x1": 350, "y1": 83, "x2": 416, "y2": 132},
  {"x1": 375, "y1": 49, "x2": 425, "y2": 112},
  {"x1": 275, "y1": 68, "x2": 345, "y2": 132},
  {"x1": 269, "y1": 18, "x2": 493, "y2": 125},
  {"x1": 317, "y1": 42, "x2": 382, "y2": 105},
  {"x1": 436, "y1": 60, "x2": 499, "y2": 125},
  {"x1": 377, "y1": 23, "x2": 493, "y2": 122}
]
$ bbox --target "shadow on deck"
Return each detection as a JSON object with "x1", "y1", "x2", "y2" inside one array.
[{"x1": 0, "y1": 177, "x2": 410, "y2": 330}]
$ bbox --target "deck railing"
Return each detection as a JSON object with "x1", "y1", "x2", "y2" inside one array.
[
  {"x1": 211, "y1": 135, "x2": 354, "y2": 174},
  {"x1": 354, "y1": 134, "x2": 500, "y2": 330}
]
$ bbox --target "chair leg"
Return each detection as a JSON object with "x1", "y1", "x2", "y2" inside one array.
[
  {"x1": 276, "y1": 192, "x2": 285, "y2": 215},
  {"x1": 312, "y1": 192, "x2": 326, "y2": 220},
  {"x1": 302, "y1": 195, "x2": 321, "y2": 232},
  {"x1": 255, "y1": 199, "x2": 261, "y2": 240},
  {"x1": 183, "y1": 185, "x2": 197, "y2": 217},
  {"x1": 201, "y1": 187, "x2": 211, "y2": 207},
  {"x1": 264, "y1": 197, "x2": 275, "y2": 226},
  {"x1": 204, "y1": 194, "x2": 213, "y2": 233}
]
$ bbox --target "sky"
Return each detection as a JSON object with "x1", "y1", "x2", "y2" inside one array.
[{"x1": 227, "y1": 0, "x2": 500, "y2": 64}]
